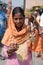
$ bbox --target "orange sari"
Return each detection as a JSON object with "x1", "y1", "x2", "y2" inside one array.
[
  {"x1": 32, "y1": 30, "x2": 41, "y2": 52},
  {"x1": 1, "y1": 12, "x2": 29, "y2": 47},
  {"x1": 32, "y1": 17, "x2": 42, "y2": 53}
]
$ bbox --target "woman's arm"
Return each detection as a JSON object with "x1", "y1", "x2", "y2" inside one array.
[
  {"x1": 2, "y1": 43, "x2": 18, "y2": 58},
  {"x1": 1, "y1": 46, "x2": 9, "y2": 58}
]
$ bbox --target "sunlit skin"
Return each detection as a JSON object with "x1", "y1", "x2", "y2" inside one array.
[{"x1": 13, "y1": 13, "x2": 25, "y2": 31}]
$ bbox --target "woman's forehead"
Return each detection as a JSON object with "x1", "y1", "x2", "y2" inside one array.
[{"x1": 13, "y1": 13, "x2": 23, "y2": 17}]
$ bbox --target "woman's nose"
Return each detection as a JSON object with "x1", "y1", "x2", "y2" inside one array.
[{"x1": 17, "y1": 19, "x2": 20, "y2": 23}]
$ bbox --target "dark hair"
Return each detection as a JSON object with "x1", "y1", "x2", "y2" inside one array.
[
  {"x1": 33, "y1": 20, "x2": 39, "y2": 33},
  {"x1": 28, "y1": 14, "x2": 34, "y2": 23},
  {"x1": 12, "y1": 7, "x2": 25, "y2": 18},
  {"x1": 39, "y1": 9, "x2": 43, "y2": 15}
]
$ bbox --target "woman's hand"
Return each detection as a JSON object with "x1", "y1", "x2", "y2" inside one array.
[{"x1": 7, "y1": 43, "x2": 19, "y2": 56}]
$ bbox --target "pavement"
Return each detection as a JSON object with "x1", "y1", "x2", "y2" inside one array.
[
  {"x1": 0, "y1": 52, "x2": 43, "y2": 65},
  {"x1": 0, "y1": 59, "x2": 6, "y2": 65},
  {"x1": 32, "y1": 52, "x2": 43, "y2": 65}
]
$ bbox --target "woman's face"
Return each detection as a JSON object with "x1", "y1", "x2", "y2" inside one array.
[{"x1": 13, "y1": 13, "x2": 25, "y2": 28}]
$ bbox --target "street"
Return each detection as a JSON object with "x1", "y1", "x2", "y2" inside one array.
[{"x1": 32, "y1": 52, "x2": 43, "y2": 65}]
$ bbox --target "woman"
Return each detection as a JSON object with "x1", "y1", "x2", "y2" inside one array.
[
  {"x1": 28, "y1": 14, "x2": 41, "y2": 56},
  {"x1": 39, "y1": 12, "x2": 43, "y2": 59},
  {"x1": 1, "y1": 7, "x2": 32, "y2": 65}
]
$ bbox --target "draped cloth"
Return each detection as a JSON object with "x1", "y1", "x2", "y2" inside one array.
[
  {"x1": 32, "y1": 17, "x2": 42, "y2": 52},
  {"x1": 1, "y1": 12, "x2": 29, "y2": 46}
]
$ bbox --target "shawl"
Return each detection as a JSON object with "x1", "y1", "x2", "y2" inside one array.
[{"x1": 1, "y1": 12, "x2": 29, "y2": 46}]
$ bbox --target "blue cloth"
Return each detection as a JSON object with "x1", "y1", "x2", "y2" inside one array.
[{"x1": 0, "y1": 10, "x2": 6, "y2": 35}]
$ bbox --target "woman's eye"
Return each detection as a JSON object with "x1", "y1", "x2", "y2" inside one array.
[
  {"x1": 19, "y1": 18, "x2": 23, "y2": 20},
  {"x1": 14, "y1": 17, "x2": 23, "y2": 20},
  {"x1": 14, "y1": 18, "x2": 18, "y2": 20}
]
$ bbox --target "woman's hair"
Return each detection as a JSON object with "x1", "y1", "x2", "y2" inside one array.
[
  {"x1": 12, "y1": 7, "x2": 25, "y2": 18},
  {"x1": 33, "y1": 19, "x2": 39, "y2": 33},
  {"x1": 28, "y1": 14, "x2": 34, "y2": 23}
]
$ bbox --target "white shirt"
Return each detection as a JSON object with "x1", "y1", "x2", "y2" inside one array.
[{"x1": 40, "y1": 13, "x2": 43, "y2": 27}]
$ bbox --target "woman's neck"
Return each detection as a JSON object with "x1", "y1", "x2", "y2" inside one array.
[{"x1": 15, "y1": 26, "x2": 23, "y2": 32}]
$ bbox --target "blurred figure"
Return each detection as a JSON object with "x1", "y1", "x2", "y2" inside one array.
[
  {"x1": 0, "y1": 1, "x2": 7, "y2": 60},
  {"x1": 28, "y1": 12, "x2": 41, "y2": 58},
  {"x1": 39, "y1": 9, "x2": 43, "y2": 59},
  {"x1": 33, "y1": 9, "x2": 41, "y2": 57},
  {"x1": 0, "y1": 1, "x2": 7, "y2": 46}
]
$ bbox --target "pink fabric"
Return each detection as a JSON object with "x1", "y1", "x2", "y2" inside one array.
[{"x1": 3, "y1": 46, "x2": 32, "y2": 65}]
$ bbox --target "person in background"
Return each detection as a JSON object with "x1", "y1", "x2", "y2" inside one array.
[
  {"x1": 34, "y1": 8, "x2": 43, "y2": 59},
  {"x1": 0, "y1": 1, "x2": 7, "y2": 60},
  {"x1": 1, "y1": 7, "x2": 32, "y2": 65},
  {"x1": 32, "y1": 9, "x2": 41, "y2": 57},
  {"x1": 39, "y1": 9, "x2": 43, "y2": 59},
  {"x1": 28, "y1": 13, "x2": 41, "y2": 58}
]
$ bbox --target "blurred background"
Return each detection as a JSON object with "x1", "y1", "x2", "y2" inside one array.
[{"x1": 0, "y1": 0, "x2": 43, "y2": 65}]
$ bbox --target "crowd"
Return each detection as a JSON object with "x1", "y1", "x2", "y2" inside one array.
[
  {"x1": 28, "y1": 7, "x2": 43, "y2": 59},
  {"x1": 0, "y1": 0, "x2": 11, "y2": 60}
]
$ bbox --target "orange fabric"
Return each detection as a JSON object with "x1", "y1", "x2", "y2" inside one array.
[
  {"x1": 1, "y1": 12, "x2": 29, "y2": 46},
  {"x1": 35, "y1": 19, "x2": 43, "y2": 53},
  {"x1": 32, "y1": 32, "x2": 41, "y2": 52},
  {"x1": 41, "y1": 37, "x2": 43, "y2": 54},
  {"x1": 31, "y1": 18, "x2": 43, "y2": 52},
  {"x1": 35, "y1": 32, "x2": 43, "y2": 54}
]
